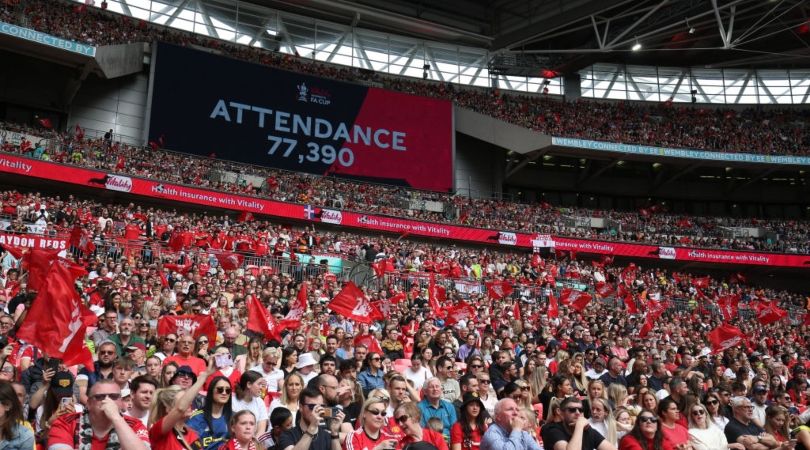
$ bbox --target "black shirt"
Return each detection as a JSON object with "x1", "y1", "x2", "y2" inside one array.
[
  {"x1": 278, "y1": 424, "x2": 333, "y2": 450},
  {"x1": 724, "y1": 417, "x2": 764, "y2": 445},
  {"x1": 541, "y1": 422, "x2": 605, "y2": 450}
]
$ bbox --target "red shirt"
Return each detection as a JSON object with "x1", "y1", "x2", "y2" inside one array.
[
  {"x1": 450, "y1": 422, "x2": 483, "y2": 450},
  {"x1": 619, "y1": 434, "x2": 675, "y2": 450},
  {"x1": 163, "y1": 354, "x2": 207, "y2": 375},
  {"x1": 400, "y1": 428, "x2": 448, "y2": 450},
  {"x1": 48, "y1": 412, "x2": 150, "y2": 450},
  {"x1": 149, "y1": 416, "x2": 202, "y2": 450}
]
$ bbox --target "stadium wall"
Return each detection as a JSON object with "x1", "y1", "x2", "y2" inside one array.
[{"x1": 67, "y1": 72, "x2": 148, "y2": 143}]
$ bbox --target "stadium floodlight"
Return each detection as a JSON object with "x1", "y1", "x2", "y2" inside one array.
[{"x1": 631, "y1": 40, "x2": 642, "y2": 51}]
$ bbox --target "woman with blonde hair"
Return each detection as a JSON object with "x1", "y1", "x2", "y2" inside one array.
[
  {"x1": 607, "y1": 383, "x2": 630, "y2": 410},
  {"x1": 687, "y1": 402, "x2": 740, "y2": 450},
  {"x1": 268, "y1": 373, "x2": 303, "y2": 422},
  {"x1": 148, "y1": 358, "x2": 216, "y2": 448},
  {"x1": 614, "y1": 406, "x2": 633, "y2": 438},
  {"x1": 588, "y1": 397, "x2": 619, "y2": 446},
  {"x1": 526, "y1": 364, "x2": 548, "y2": 406}
]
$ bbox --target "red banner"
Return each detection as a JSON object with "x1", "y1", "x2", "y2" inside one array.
[
  {"x1": 0, "y1": 232, "x2": 68, "y2": 252},
  {"x1": 2, "y1": 153, "x2": 809, "y2": 268}
]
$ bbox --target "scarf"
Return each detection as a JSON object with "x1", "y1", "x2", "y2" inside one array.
[
  {"x1": 75, "y1": 412, "x2": 120, "y2": 450},
  {"x1": 222, "y1": 438, "x2": 258, "y2": 450}
]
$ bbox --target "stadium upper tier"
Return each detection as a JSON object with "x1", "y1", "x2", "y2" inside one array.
[
  {"x1": 2, "y1": 122, "x2": 809, "y2": 255},
  {"x1": 3, "y1": 0, "x2": 810, "y2": 157}
]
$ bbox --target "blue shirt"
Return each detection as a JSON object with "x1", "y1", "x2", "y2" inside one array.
[
  {"x1": 481, "y1": 423, "x2": 543, "y2": 450},
  {"x1": 186, "y1": 410, "x2": 229, "y2": 450},
  {"x1": 417, "y1": 398, "x2": 457, "y2": 443},
  {"x1": 357, "y1": 368, "x2": 385, "y2": 396}
]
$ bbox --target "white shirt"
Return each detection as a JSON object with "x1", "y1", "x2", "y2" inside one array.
[
  {"x1": 403, "y1": 366, "x2": 432, "y2": 391},
  {"x1": 249, "y1": 364, "x2": 285, "y2": 392},
  {"x1": 232, "y1": 395, "x2": 269, "y2": 424}
]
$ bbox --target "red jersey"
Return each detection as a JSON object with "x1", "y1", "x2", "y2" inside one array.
[
  {"x1": 48, "y1": 412, "x2": 149, "y2": 450},
  {"x1": 149, "y1": 416, "x2": 202, "y2": 450}
]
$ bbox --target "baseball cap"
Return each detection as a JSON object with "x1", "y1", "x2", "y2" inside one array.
[{"x1": 52, "y1": 371, "x2": 75, "y2": 398}]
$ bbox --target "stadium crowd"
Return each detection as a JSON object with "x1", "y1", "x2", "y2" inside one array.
[
  {"x1": 2, "y1": 121, "x2": 809, "y2": 255},
  {"x1": 0, "y1": 187, "x2": 809, "y2": 450},
  {"x1": 2, "y1": 0, "x2": 810, "y2": 158}
]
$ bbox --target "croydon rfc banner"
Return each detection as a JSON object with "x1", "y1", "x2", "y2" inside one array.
[{"x1": 148, "y1": 43, "x2": 453, "y2": 192}]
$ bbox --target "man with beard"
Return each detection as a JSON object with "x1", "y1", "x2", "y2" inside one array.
[
  {"x1": 124, "y1": 375, "x2": 156, "y2": 427},
  {"x1": 77, "y1": 340, "x2": 118, "y2": 404},
  {"x1": 109, "y1": 317, "x2": 145, "y2": 357}
]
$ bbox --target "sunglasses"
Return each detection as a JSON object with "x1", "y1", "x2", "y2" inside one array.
[
  {"x1": 565, "y1": 407, "x2": 584, "y2": 413},
  {"x1": 165, "y1": 338, "x2": 176, "y2": 342},
  {"x1": 215, "y1": 386, "x2": 232, "y2": 395},
  {"x1": 92, "y1": 393, "x2": 122, "y2": 401},
  {"x1": 706, "y1": 400, "x2": 719, "y2": 405},
  {"x1": 99, "y1": 350, "x2": 116, "y2": 356},
  {"x1": 470, "y1": 365, "x2": 483, "y2": 369},
  {"x1": 366, "y1": 409, "x2": 387, "y2": 417},
  {"x1": 395, "y1": 415, "x2": 409, "y2": 424},
  {"x1": 638, "y1": 416, "x2": 658, "y2": 424},
  {"x1": 479, "y1": 379, "x2": 491, "y2": 384},
  {"x1": 691, "y1": 410, "x2": 706, "y2": 416}
]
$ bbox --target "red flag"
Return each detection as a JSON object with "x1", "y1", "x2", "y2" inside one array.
[
  {"x1": 157, "y1": 315, "x2": 216, "y2": 342},
  {"x1": 559, "y1": 288, "x2": 590, "y2": 306},
  {"x1": 691, "y1": 276, "x2": 711, "y2": 289},
  {"x1": 595, "y1": 282, "x2": 616, "y2": 298},
  {"x1": 707, "y1": 323, "x2": 746, "y2": 353},
  {"x1": 163, "y1": 260, "x2": 193, "y2": 276},
  {"x1": 1, "y1": 245, "x2": 25, "y2": 260},
  {"x1": 246, "y1": 295, "x2": 281, "y2": 342},
  {"x1": 279, "y1": 283, "x2": 308, "y2": 330},
  {"x1": 62, "y1": 303, "x2": 96, "y2": 369},
  {"x1": 756, "y1": 301, "x2": 787, "y2": 325},
  {"x1": 428, "y1": 274, "x2": 445, "y2": 318},
  {"x1": 23, "y1": 249, "x2": 60, "y2": 291},
  {"x1": 74, "y1": 124, "x2": 85, "y2": 140},
  {"x1": 512, "y1": 301, "x2": 522, "y2": 321},
  {"x1": 215, "y1": 252, "x2": 244, "y2": 271},
  {"x1": 570, "y1": 291, "x2": 593, "y2": 312},
  {"x1": 371, "y1": 260, "x2": 386, "y2": 278},
  {"x1": 445, "y1": 301, "x2": 475, "y2": 326},
  {"x1": 354, "y1": 334, "x2": 382, "y2": 354},
  {"x1": 168, "y1": 231, "x2": 185, "y2": 252},
  {"x1": 69, "y1": 225, "x2": 95, "y2": 254},
  {"x1": 718, "y1": 294, "x2": 740, "y2": 321},
  {"x1": 389, "y1": 292, "x2": 406, "y2": 304},
  {"x1": 16, "y1": 263, "x2": 82, "y2": 358},
  {"x1": 327, "y1": 282, "x2": 383, "y2": 324},
  {"x1": 624, "y1": 294, "x2": 639, "y2": 314},
  {"x1": 485, "y1": 280, "x2": 514, "y2": 300},
  {"x1": 37, "y1": 118, "x2": 53, "y2": 129},
  {"x1": 547, "y1": 293, "x2": 559, "y2": 318}
]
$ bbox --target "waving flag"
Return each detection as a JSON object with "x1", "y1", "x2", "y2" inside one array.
[
  {"x1": 485, "y1": 280, "x2": 514, "y2": 300},
  {"x1": 279, "y1": 283, "x2": 308, "y2": 330},
  {"x1": 17, "y1": 263, "x2": 87, "y2": 359},
  {"x1": 718, "y1": 294, "x2": 740, "y2": 321},
  {"x1": 328, "y1": 282, "x2": 384, "y2": 324},
  {"x1": 547, "y1": 293, "x2": 559, "y2": 318},
  {"x1": 215, "y1": 252, "x2": 244, "y2": 271},
  {"x1": 428, "y1": 274, "x2": 446, "y2": 318},
  {"x1": 158, "y1": 314, "x2": 217, "y2": 342},
  {"x1": 707, "y1": 323, "x2": 746, "y2": 353},
  {"x1": 595, "y1": 282, "x2": 616, "y2": 298},
  {"x1": 246, "y1": 296, "x2": 281, "y2": 342}
]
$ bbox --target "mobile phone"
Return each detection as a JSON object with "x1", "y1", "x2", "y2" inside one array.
[
  {"x1": 60, "y1": 397, "x2": 73, "y2": 407},
  {"x1": 321, "y1": 406, "x2": 340, "y2": 418},
  {"x1": 47, "y1": 359, "x2": 61, "y2": 372},
  {"x1": 215, "y1": 354, "x2": 232, "y2": 368}
]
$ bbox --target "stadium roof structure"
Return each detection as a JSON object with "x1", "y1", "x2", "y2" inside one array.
[{"x1": 251, "y1": 0, "x2": 810, "y2": 72}]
